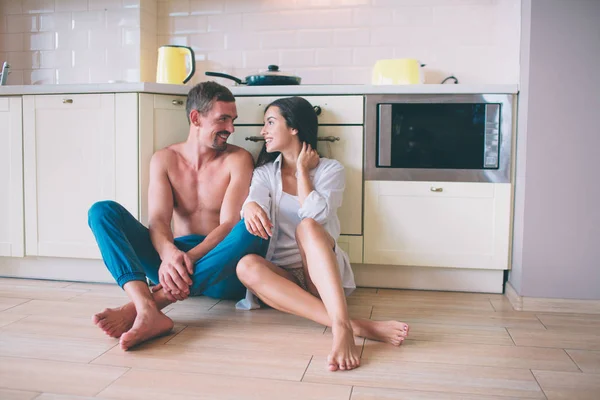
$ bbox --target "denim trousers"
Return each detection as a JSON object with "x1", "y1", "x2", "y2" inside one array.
[{"x1": 88, "y1": 200, "x2": 267, "y2": 300}]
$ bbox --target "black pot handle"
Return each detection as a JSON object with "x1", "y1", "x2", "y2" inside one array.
[{"x1": 205, "y1": 72, "x2": 244, "y2": 85}]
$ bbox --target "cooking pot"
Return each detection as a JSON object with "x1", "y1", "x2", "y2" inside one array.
[{"x1": 205, "y1": 65, "x2": 301, "y2": 86}]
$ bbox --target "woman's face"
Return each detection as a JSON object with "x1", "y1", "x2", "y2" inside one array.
[{"x1": 261, "y1": 106, "x2": 297, "y2": 153}]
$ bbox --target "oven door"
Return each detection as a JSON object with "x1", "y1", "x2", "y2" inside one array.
[{"x1": 365, "y1": 94, "x2": 514, "y2": 183}]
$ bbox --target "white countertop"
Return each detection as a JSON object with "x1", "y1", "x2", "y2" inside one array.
[{"x1": 0, "y1": 82, "x2": 518, "y2": 96}]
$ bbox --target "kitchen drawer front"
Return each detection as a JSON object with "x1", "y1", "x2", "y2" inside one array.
[
  {"x1": 235, "y1": 95, "x2": 364, "y2": 125},
  {"x1": 31, "y1": 94, "x2": 109, "y2": 110},
  {"x1": 154, "y1": 94, "x2": 187, "y2": 110},
  {"x1": 374, "y1": 181, "x2": 495, "y2": 198},
  {"x1": 337, "y1": 235, "x2": 363, "y2": 264}
]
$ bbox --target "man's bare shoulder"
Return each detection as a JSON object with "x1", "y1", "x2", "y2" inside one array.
[
  {"x1": 224, "y1": 144, "x2": 255, "y2": 171},
  {"x1": 151, "y1": 144, "x2": 183, "y2": 168}
]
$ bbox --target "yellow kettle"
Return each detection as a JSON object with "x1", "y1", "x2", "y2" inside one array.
[
  {"x1": 156, "y1": 45, "x2": 196, "y2": 84},
  {"x1": 372, "y1": 58, "x2": 425, "y2": 85}
]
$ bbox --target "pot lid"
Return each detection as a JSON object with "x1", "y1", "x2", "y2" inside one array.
[{"x1": 253, "y1": 65, "x2": 298, "y2": 78}]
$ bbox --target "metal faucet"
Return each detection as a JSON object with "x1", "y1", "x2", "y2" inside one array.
[{"x1": 0, "y1": 62, "x2": 10, "y2": 86}]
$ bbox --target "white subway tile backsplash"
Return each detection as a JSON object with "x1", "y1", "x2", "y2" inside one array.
[
  {"x1": 207, "y1": 13, "x2": 241, "y2": 32},
  {"x1": 352, "y1": 46, "x2": 394, "y2": 66},
  {"x1": 242, "y1": 49, "x2": 279, "y2": 69},
  {"x1": 169, "y1": 15, "x2": 207, "y2": 34},
  {"x1": 73, "y1": 49, "x2": 106, "y2": 67},
  {"x1": 56, "y1": 30, "x2": 89, "y2": 50},
  {"x1": 157, "y1": 34, "x2": 188, "y2": 46},
  {"x1": 123, "y1": 27, "x2": 141, "y2": 46},
  {"x1": 333, "y1": 29, "x2": 369, "y2": 46},
  {"x1": 224, "y1": 31, "x2": 260, "y2": 51},
  {"x1": 22, "y1": 0, "x2": 54, "y2": 14},
  {"x1": 0, "y1": 1, "x2": 23, "y2": 15},
  {"x1": 72, "y1": 11, "x2": 106, "y2": 31},
  {"x1": 7, "y1": 50, "x2": 39, "y2": 69},
  {"x1": 224, "y1": 0, "x2": 295, "y2": 13},
  {"x1": 106, "y1": 9, "x2": 140, "y2": 29},
  {"x1": 40, "y1": 49, "x2": 73, "y2": 68},
  {"x1": 89, "y1": 0, "x2": 124, "y2": 11},
  {"x1": 393, "y1": 6, "x2": 432, "y2": 26},
  {"x1": 280, "y1": 49, "x2": 315, "y2": 67},
  {"x1": 190, "y1": 0, "x2": 224, "y2": 15},
  {"x1": 260, "y1": 31, "x2": 296, "y2": 49},
  {"x1": 207, "y1": 50, "x2": 242, "y2": 68},
  {"x1": 26, "y1": 31, "x2": 54, "y2": 50},
  {"x1": 296, "y1": 30, "x2": 332, "y2": 48},
  {"x1": 7, "y1": 14, "x2": 38, "y2": 32},
  {"x1": 25, "y1": 67, "x2": 55, "y2": 83},
  {"x1": 189, "y1": 31, "x2": 224, "y2": 51},
  {"x1": 124, "y1": 0, "x2": 142, "y2": 9},
  {"x1": 331, "y1": 66, "x2": 369, "y2": 84},
  {"x1": 352, "y1": 7, "x2": 393, "y2": 26},
  {"x1": 39, "y1": 13, "x2": 71, "y2": 32},
  {"x1": 88, "y1": 29, "x2": 120, "y2": 48},
  {"x1": 6, "y1": 69, "x2": 24, "y2": 84},
  {"x1": 54, "y1": 0, "x2": 87, "y2": 13},
  {"x1": 316, "y1": 48, "x2": 352, "y2": 66},
  {"x1": 160, "y1": 0, "x2": 190, "y2": 17},
  {"x1": 0, "y1": 16, "x2": 6, "y2": 33},
  {"x1": 293, "y1": 67, "x2": 332, "y2": 85},
  {"x1": 56, "y1": 67, "x2": 90, "y2": 83},
  {"x1": 0, "y1": 33, "x2": 24, "y2": 51}
]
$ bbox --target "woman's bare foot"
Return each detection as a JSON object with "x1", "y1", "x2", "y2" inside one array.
[
  {"x1": 92, "y1": 303, "x2": 136, "y2": 338},
  {"x1": 353, "y1": 319, "x2": 409, "y2": 346},
  {"x1": 328, "y1": 322, "x2": 361, "y2": 372},
  {"x1": 119, "y1": 308, "x2": 174, "y2": 350}
]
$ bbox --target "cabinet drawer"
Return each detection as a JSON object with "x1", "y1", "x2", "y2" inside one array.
[
  {"x1": 32, "y1": 94, "x2": 108, "y2": 110},
  {"x1": 337, "y1": 235, "x2": 363, "y2": 264},
  {"x1": 375, "y1": 181, "x2": 495, "y2": 198},
  {"x1": 235, "y1": 95, "x2": 363, "y2": 125},
  {"x1": 154, "y1": 94, "x2": 187, "y2": 110}
]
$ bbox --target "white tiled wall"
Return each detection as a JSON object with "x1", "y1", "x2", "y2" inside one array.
[
  {"x1": 0, "y1": 0, "x2": 144, "y2": 84},
  {"x1": 157, "y1": 0, "x2": 521, "y2": 86},
  {"x1": 0, "y1": 0, "x2": 521, "y2": 85}
]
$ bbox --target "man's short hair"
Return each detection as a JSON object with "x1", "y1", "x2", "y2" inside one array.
[{"x1": 186, "y1": 81, "x2": 235, "y2": 123}]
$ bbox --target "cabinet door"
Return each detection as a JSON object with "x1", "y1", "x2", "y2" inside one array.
[
  {"x1": 23, "y1": 94, "x2": 136, "y2": 259},
  {"x1": 230, "y1": 126, "x2": 363, "y2": 236},
  {"x1": 364, "y1": 181, "x2": 511, "y2": 269},
  {"x1": 139, "y1": 94, "x2": 189, "y2": 224},
  {"x1": 0, "y1": 97, "x2": 24, "y2": 257}
]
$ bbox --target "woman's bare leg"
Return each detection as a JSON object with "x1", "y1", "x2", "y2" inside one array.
[{"x1": 237, "y1": 253, "x2": 409, "y2": 371}]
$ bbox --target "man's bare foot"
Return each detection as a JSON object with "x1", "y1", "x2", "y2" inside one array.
[
  {"x1": 119, "y1": 308, "x2": 174, "y2": 350},
  {"x1": 92, "y1": 303, "x2": 136, "y2": 338},
  {"x1": 354, "y1": 319, "x2": 409, "y2": 346},
  {"x1": 328, "y1": 322, "x2": 361, "y2": 372}
]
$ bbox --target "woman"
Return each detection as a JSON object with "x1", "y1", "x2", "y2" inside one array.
[{"x1": 236, "y1": 97, "x2": 409, "y2": 372}]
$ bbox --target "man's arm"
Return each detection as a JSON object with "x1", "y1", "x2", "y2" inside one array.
[
  {"x1": 147, "y1": 150, "x2": 179, "y2": 259},
  {"x1": 186, "y1": 149, "x2": 254, "y2": 263}
]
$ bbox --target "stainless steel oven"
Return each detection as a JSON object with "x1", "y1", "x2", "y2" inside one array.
[{"x1": 365, "y1": 94, "x2": 514, "y2": 183}]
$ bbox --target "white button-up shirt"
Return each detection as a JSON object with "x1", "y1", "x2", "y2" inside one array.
[{"x1": 236, "y1": 154, "x2": 356, "y2": 310}]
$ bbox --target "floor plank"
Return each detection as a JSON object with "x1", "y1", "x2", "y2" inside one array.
[
  {"x1": 533, "y1": 370, "x2": 600, "y2": 400},
  {"x1": 351, "y1": 386, "x2": 527, "y2": 400},
  {"x1": 508, "y1": 328, "x2": 600, "y2": 350},
  {"x1": 0, "y1": 388, "x2": 40, "y2": 400},
  {"x1": 0, "y1": 284, "x2": 86, "y2": 301},
  {"x1": 304, "y1": 358, "x2": 545, "y2": 398},
  {"x1": 0, "y1": 297, "x2": 30, "y2": 312},
  {"x1": 565, "y1": 349, "x2": 600, "y2": 373},
  {"x1": 0, "y1": 357, "x2": 127, "y2": 396},
  {"x1": 395, "y1": 322, "x2": 514, "y2": 346},
  {"x1": 98, "y1": 368, "x2": 352, "y2": 400},
  {"x1": 362, "y1": 340, "x2": 579, "y2": 371}
]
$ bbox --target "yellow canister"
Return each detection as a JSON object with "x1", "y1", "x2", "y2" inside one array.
[
  {"x1": 372, "y1": 59, "x2": 425, "y2": 85},
  {"x1": 156, "y1": 45, "x2": 196, "y2": 84}
]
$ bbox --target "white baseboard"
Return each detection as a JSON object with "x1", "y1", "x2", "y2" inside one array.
[
  {"x1": 505, "y1": 281, "x2": 600, "y2": 314},
  {"x1": 352, "y1": 263, "x2": 505, "y2": 293},
  {"x1": 0, "y1": 256, "x2": 113, "y2": 283}
]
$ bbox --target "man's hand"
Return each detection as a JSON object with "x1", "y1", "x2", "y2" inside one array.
[
  {"x1": 158, "y1": 249, "x2": 194, "y2": 301},
  {"x1": 243, "y1": 201, "x2": 273, "y2": 240},
  {"x1": 297, "y1": 142, "x2": 320, "y2": 174}
]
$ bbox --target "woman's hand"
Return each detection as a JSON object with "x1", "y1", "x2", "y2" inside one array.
[
  {"x1": 243, "y1": 201, "x2": 273, "y2": 240},
  {"x1": 297, "y1": 142, "x2": 320, "y2": 174}
]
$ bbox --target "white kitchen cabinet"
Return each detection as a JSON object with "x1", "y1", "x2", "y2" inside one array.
[
  {"x1": 0, "y1": 97, "x2": 24, "y2": 257},
  {"x1": 229, "y1": 123, "x2": 363, "y2": 236},
  {"x1": 22, "y1": 94, "x2": 138, "y2": 259},
  {"x1": 138, "y1": 93, "x2": 189, "y2": 225},
  {"x1": 364, "y1": 181, "x2": 511, "y2": 270}
]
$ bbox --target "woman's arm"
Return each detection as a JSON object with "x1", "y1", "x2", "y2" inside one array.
[{"x1": 298, "y1": 159, "x2": 345, "y2": 224}]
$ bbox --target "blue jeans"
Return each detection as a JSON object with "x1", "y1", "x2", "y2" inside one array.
[{"x1": 87, "y1": 200, "x2": 267, "y2": 300}]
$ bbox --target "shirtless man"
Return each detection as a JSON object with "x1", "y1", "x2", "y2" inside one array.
[{"x1": 87, "y1": 81, "x2": 267, "y2": 350}]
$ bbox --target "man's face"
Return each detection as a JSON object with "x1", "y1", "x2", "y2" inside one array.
[{"x1": 196, "y1": 101, "x2": 237, "y2": 151}]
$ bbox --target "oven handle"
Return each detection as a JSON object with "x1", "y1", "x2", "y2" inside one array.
[
  {"x1": 378, "y1": 104, "x2": 392, "y2": 166},
  {"x1": 244, "y1": 136, "x2": 340, "y2": 143}
]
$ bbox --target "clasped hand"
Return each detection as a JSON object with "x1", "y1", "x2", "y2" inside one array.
[{"x1": 157, "y1": 249, "x2": 193, "y2": 301}]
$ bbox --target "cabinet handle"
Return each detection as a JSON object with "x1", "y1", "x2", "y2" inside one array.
[
  {"x1": 172, "y1": 100, "x2": 184, "y2": 106},
  {"x1": 62, "y1": 99, "x2": 73, "y2": 104},
  {"x1": 430, "y1": 187, "x2": 443, "y2": 192},
  {"x1": 245, "y1": 136, "x2": 340, "y2": 143},
  {"x1": 313, "y1": 105, "x2": 322, "y2": 116}
]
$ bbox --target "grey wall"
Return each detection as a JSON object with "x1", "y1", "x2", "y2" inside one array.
[{"x1": 510, "y1": 0, "x2": 600, "y2": 299}]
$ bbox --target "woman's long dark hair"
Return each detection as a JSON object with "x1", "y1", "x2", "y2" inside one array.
[{"x1": 255, "y1": 96, "x2": 319, "y2": 168}]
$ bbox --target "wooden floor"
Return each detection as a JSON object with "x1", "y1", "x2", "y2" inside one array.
[{"x1": 0, "y1": 278, "x2": 599, "y2": 399}]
